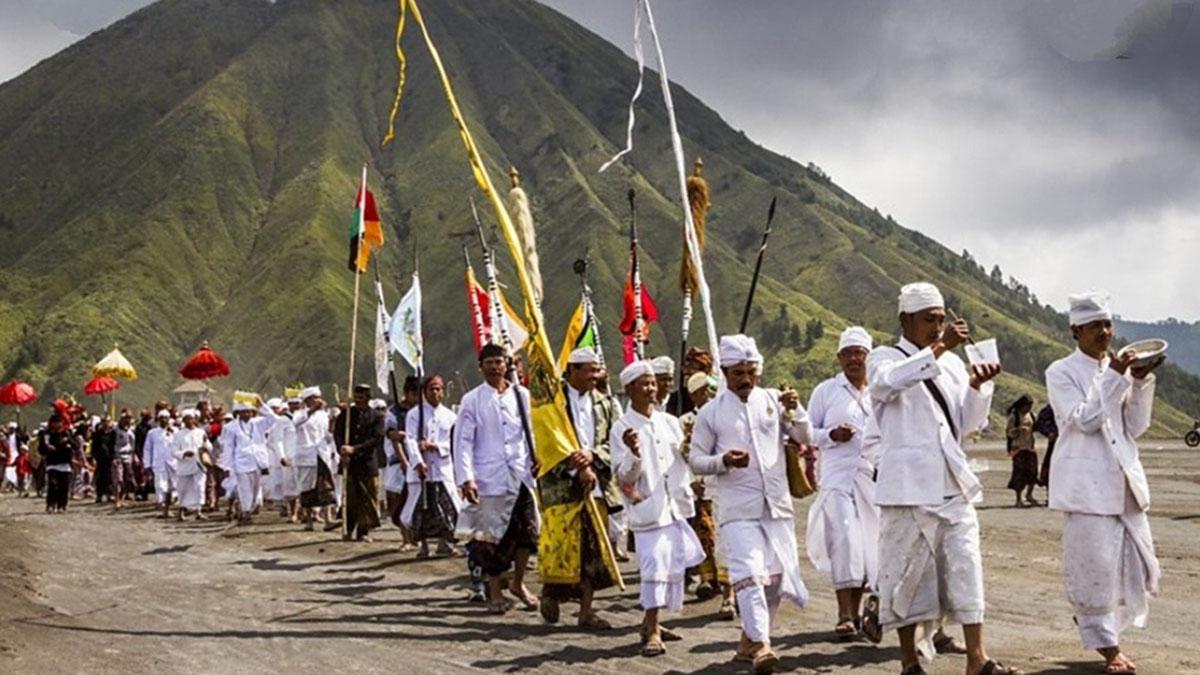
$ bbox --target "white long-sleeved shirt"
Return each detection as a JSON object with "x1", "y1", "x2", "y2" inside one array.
[
  {"x1": 143, "y1": 426, "x2": 176, "y2": 472},
  {"x1": 172, "y1": 427, "x2": 210, "y2": 476},
  {"x1": 292, "y1": 408, "x2": 330, "y2": 467},
  {"x1": 266, "y1": 413, "x2": 293, "y2": 468},
  {"x1": 1045, "y1": 348, "x2": 1155, "y2": 515},
  {"x1": 219, "y1": 413, "x2": 273, "y2": 474},
  {"x1": 405, "y1": 402, "x2": 457, "y2": 484},
  {"x1": 688, "y1": 387, "x2": 812, "y2": 525},
  {"x1": 453, "y1": 382, "x2": 535, "y2": 496},
  {"x1": 808, "y1": 372, "x2": 873, "y2": 493},
  {"x1": 867, "y1": 337, "x2": 992, "y2": 506},
  {"x1": 611, "y1": 406, "x2": 695, "y2": 531},
  {"x1": 566, "y1": 385, "x2": 596, "y2": 449}
]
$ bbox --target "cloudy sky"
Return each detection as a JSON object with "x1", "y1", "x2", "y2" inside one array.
[{"x1": 3, "y1": 0, "x2": 1197, "y2": 322}]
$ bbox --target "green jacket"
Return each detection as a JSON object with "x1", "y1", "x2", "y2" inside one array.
[{"x1": 539, "y1": 385, "x2": 621, "y2": 510}]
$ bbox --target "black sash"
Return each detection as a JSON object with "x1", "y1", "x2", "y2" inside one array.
[{"x1": 892, "y1": 345, "x2": 958, "y2": 441}]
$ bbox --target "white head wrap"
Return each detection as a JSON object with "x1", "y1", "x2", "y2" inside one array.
[
  {"x1": 1067, "y1": 291, "x2": 1113, "y2": 327},
  {"x1": 300, "y1": 386, "x2": 321, "y2": 400},
  {"x1": 650, "y1": 355, "x2": 675, "y2": 376},
  {"x1": 567, "y1": 347, "x2": 600, "y2": 365},
  {"x1": 837, "y1": 326, "x2": 873, "y2": 353},
  {"x1": 287, "y1": 397, "x2": 302, "y2": 405},
  {"x1": 620, "y1": 361, "x2": 656, "y2": 388},
  {"x1": 369, "y1": 398, "x2": 387, "y2": 410},
  {"x1": 718, "y1": 334, "x2": 762, "y2": 368},
  {"x1": 156, "y1": 410, "x2": 170, "y2": 419},
  {"x1": 897, "y1": 282, "x2": 944, "y2": 315},
  {"x1": 231, "y1": 402, "x2": 253, "y2": 413},
  {"x1": 180, "y1": 409, "x2": 198, "y2": 419},
  {"x1": 265, "y1": 397, "x2": 283, "y2": 410}
]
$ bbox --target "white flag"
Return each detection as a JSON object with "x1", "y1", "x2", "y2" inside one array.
[
  {"x1": 374, "y1": 279, "x2": 391, "y2": 393},
  {"x1": 389, "y1": 273, "x2": 423, "y2": 372}
]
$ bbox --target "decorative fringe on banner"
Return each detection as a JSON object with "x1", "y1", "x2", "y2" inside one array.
[
  {"x1": 381, "y1": 0, "x2": 408, "y2": 146},
  {"x1": 507, "y1": 167, "x2": 544, "y2": 308},
  {"x1": 682, "y1": 157, "x2": 710, "y2": 294},
  {"x1": 600, "y1": 0, "x2": 720, "y2": 363},
  {"x1": 382, "y1": 0, "x2": 623, "y2": 589}
]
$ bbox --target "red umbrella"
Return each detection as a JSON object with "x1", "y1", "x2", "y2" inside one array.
[
  {"x1": 0, "y1": 380, "x2": 37, "y2": 427},
  {"x1": 179, "y1": 341, "x2": 230, "y2": 380},
  {"x1": 0, "y1": 380, "x2": 36, "y2": 406},
  {"x1": 84, "y1": 376, "x2": 120, "y2": 396}
]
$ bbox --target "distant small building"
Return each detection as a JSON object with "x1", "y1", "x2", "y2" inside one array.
[{"x1": 172, "y1": 380, "x2": 211, "y2": 409}]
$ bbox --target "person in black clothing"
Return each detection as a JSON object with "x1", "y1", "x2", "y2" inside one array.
[
  {"x1": 91, "y1": 416, "x2": 116, "y2": 503},
  {"x1": 334, "y1": 384, "x2": 385, "y2": 542},
  {"x1": 39, "y1": 415, "x2": 78, "y2": 513},
  {"x1": 133, "y1": 409, "x2": 153, "y2": 501}
]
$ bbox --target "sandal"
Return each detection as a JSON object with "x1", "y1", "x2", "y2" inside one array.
[
  {"x1": 1104, "y1": 655, "x2": 1136, "y2": 675},
  {"x1": 717, "y1": 596, "x2": 737, "y2": 619},
  {"x1": 978, "y1": 660, "x2": 1022, "y2": 675},
  {"x1": 507, "y1": 585, "x2": 540, "y2": 611},
  {"x1": 861, "y1": 594, "x2": 883, "y2": 644},
  {"x1": 933, "y1": 633, "x2": 968, "y2": 655},
  {"x1": 641, "y1": 636, "x2": 666, "y2": 657},
  {"x1": 835, "y1": 617, "x2": 856, "y2": 638},
  {"x1": 486, "y1": 599, "x2": 512, "y2": 615}
]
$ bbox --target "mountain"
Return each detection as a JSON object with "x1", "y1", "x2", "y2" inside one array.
[
  {"x1": 1116, "y1": 318, "x2": 1200, "y2": 376},
  {"x1": 0, "y1": 0, "x2": 1196, "y2": 435}
]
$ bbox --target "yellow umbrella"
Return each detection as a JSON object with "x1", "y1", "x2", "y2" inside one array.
[{"x1": 92, "y1": 345, "x2": 138, "y2": 380}]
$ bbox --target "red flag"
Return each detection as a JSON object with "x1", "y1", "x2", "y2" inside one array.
[
  {"x1": 466, "y1": 265, "x2": 490, "y2": 354},
  {"x1": 618, "y1": 275, "x2": 659, "y2": 337}
]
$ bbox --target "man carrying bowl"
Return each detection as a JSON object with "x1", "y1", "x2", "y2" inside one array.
[{"x1": 1044, "y1": 291, "x2": 1165, "y2": 675}]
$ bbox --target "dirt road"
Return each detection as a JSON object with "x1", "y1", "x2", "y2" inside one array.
[{"x1": 2, "y1": 441, "x2": 1198, "y2": 674}]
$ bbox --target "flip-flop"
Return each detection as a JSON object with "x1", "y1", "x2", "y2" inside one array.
[
  {"x1": 835, "y1": 617, "x2": 856, "y2": 638},
  {"x1": 861, "y1": 594, "x2": 883, "y2": 644},
  {"x1": 718, "y1": 597, "x2": 737, "y2": 619},
  {"x1": 978, "y1": 660, "x2": 1022, "y2": 675},
  {"x1": 641, "y1": 637, "x2": 666, "y2": 657},
  {"x1": 1104, "y1": 657, "x2": 1136, "y2": 675}
]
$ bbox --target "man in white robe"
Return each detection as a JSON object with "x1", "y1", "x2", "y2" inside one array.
[
  {"x1": 143, "y1": 410, "x2": 176, "y2": 519},
  {"x1": 1046, "y1": 291, "x2": 1162, "y2": 675},
  {"x1": 612, "y1": 360, "x2": 705, "y2": 657},
  {"x1": 403, "y1": 375, "x2": 460, "y2": 558},
  {"x1": 805, "y1": 326, "x2": 880, "y2": 638},
  {"x1": 454, "y1": 343, "x2": 539, "y2": 615},
  {"x1": 262, "y1": 398, "x2": 291, "y2": 507},
  {"x1": 868, "y1": 282, "x2": 1018, "y2": 675},
  {"x1": 279, "y1": 397, "x2": 302, "y2": 522},
  {"x1": 172, "y1": 409, "x2": 210, "y2": 520},
  {"x1": 292, "y1": 387, "x2": 337, "y2": 531},
  {"x1": 689, "y1": 334, "x2": 811, "y2": 673},
  {"x1": 219, "y1": 399, "x2": 274, "y2": 524}
]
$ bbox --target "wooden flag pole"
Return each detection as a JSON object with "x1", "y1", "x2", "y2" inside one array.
[{"x1": 342, "y1": 163, "x2": 368, "y2": 539}]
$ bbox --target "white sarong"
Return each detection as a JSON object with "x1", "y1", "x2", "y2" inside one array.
[
  {"x1": 877, "y1": 496, "x2": 984, "y2": 650},
  {"x1": 806, "y1": 469, "x2": 879, "y2": 590},
  {"x1": 281, "y1": 464, "x2": 300, "y2": 499},
  {"x1": 634, "y1": 519, "x2": 706, "y2": 611},
  {"x1": 153, "y1": 466, "x2": 176, "y2": 506},
  {"x1": 1062, "y1": 489, "x2": 1161, "y2": 649},
  {"x1": 177, "y1": 471, "x2": 206, "y2": 511},
  {"x1": 721, "y1": 516, "x2": 808, "y2": 643},
  {"x1": 235, "y1": 471, "x2": 262, "y2": 513}
]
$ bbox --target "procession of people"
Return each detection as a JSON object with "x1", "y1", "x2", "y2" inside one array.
[{"x1": 0, "y1": 282, "x2": 1167, "y2": 675}]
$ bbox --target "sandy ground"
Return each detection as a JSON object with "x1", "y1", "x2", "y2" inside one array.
[{"x1": 2, "y1": 441, "x2": 1198, "y2": 675}]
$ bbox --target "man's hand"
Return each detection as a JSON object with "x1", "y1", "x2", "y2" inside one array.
[
  {"x1": 419, "y1": 440, "x2": 439, "y2": 454},
  {"x1": 622, "y1": 428, "x2": 640, "y2": 457},
  {"x1": 722, "y1": 449, "x2": 750, "y2": 468},
  {"x1": 280, "y1": 457, "x2": 290, "y2": 467},
  {"x1": 941, "y1": 319, "x2": 971, "y2": 351},
  {"x1": 416, "y1": 463, "x2": 427, "y2": 480},
  {"x1": 578, "y1": 466, "x2": 598, "y2": 493},
  {"x1": 387, "y1": 429, "x2": 405, "y2": 443},
  {"x1": 691, "y1": 480, "x2": 705, "y2": 498},
  {"x1": 829, "y1": 423, "x2": 856, "y2": 443},
  {"x1": 569, "y1": 448, "x2": 594, "y2": 470},
  {"x1": 969, "y1": 363, "x2": 1001, "y2": 390},
  {"x1": 1130, "y1": 354, "x2": 1165, "y2": 380},
  {"x1": 778, "y1": 387, "x2": 800, "y2": 411},
  {"x1": 183, "y1": 451, "x2": 195, "y2": 458},
  {"x1": 460, "y1": 480, "x2": 479, "y2": 504},
  {"x1": 338, "y1": 444, "x2": 354, "y2": 458},
  {"x1": 1109, "y1": 348, "x2": 1137, "y2": 375}
]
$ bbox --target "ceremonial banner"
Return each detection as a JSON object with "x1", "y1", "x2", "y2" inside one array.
[
  {"x1": 349, "y1": 171, "x2": 384, "y2": 273},
  {"x1": 389, "y1": 273, "x2": 423, "y2": 373},
  {"x1": 382, "y1": 0, "x2": 622, "y2": 588},
  {"x1": 557, "y1": 298, "x2": 599, "y2": 372},
  {"x1": 374, "y1": 279, "x2": 392, "y2": 392}
]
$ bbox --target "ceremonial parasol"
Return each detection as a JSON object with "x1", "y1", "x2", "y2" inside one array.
[
  {"x1": 92, "y1": 344, "x2": 137, "y2": 416},
  {"x1": 179, "y1": 341, "x2": 230, "y2": 403},
  {"x1": 0, "y1": 379, "x2": 37, "y2": 427},
  {"x1": 84, "y1": 376, "x2": 120, "y2": 415}
]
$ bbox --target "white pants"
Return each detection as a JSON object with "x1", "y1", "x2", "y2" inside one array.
[
  {"x1": 177, "y1": 471, "x2": 206, "y2": 511},
  {"x1": 1062, "y1": 490, "x2": 1160, "y2": 649},
  {"x1": 634, "y1": 520, "x2": 706, "y2": 611},
  {"x1": 236, "y1": 471, "x2": 262, "y2": 513},
  {"x1": 877, "y1": 497, "x2": 985, "y2": 638},
  {"x1": 609, "y1": 509, "x2": 628, "y2": 552},
  {"x1": 153, "y1": 466, "x2": 176, "y2": 506},
  {"x1": 722, "y1": 517, "x2": 808, "y2": 644}
]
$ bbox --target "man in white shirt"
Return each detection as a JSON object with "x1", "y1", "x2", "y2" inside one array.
[
  {"x1": 262, "y1": 398, "x2": 292, "y2": 508},
  {"x1": 805, "y1": 326, "x2": 880, "y2": 638},
  {"x1": 173, "y1": 409, "x2": 211, "y2": 520},
  {"x1": 1045, "y1": 292, "x2": 1162, "y2": 675},
  {"x1": 612, "y1": 360, "x2": 704, "y2": 657},
  {"x1": 219, "y1": 398, "x2": 275, "y2": 525},
  {"x1": 293, "y1": 387, "x2": 337, "y2": 531},
  {"x1": 280, "y1": 397, "x2": 302, "y2": 522},
  {"x1": 403, "y1": 375, "x2": 460, "y2": 558},
  {"x1": 689, "y1": 334, "x2": 812, "y2": 673},
  {"x1": 651, "y1": 355, "x2": 675, "y2": 413},
  {"x1": 143, "y1": 410, "x2": 176, "y2": 519},
  {"x1": 454, "y1": 343, "x2": 539, "y2": 615},
  {"x1": 867, "y1": 282, "x2": 1017, "y2": 675}
]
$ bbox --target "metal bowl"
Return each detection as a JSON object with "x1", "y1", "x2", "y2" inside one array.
[{"x1": 1122, "y1": 338, "x2": 1168, "y2": 368}]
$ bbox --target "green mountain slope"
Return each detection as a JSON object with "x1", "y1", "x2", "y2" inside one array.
[{"x1": 0, "y1": 0, "x2": 1194, "y2": 436}]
